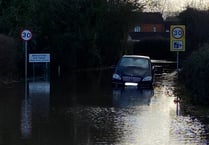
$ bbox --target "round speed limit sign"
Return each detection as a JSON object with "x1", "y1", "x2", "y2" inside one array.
[
  {"x1": 21, "y1": 29, "x2": 32, "y2": 41},
  {"x1": 172, "y1": 27, "x2": 184, "y2": 39}
]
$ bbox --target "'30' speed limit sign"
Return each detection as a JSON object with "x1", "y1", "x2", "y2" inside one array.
[
  {"x1": 170, "y1": 25, "x2": 185, "y2": 51},
  {"x1": 172, "y1": 27, "x2": 184, "y2": 39},
  {"x1": 21, "y1": 29, "x2": 32, "y2": 41}
]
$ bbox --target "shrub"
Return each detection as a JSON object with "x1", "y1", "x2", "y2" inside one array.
[
  {"x1": 0, "y1": 34, "x2": 18, "y2": 83},
  {"x1": 180, "y1": 43, "x2": 209, "y2": 105}
]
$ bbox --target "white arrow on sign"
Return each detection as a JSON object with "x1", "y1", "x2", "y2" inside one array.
[{"x1": 21, "y1": 30, "x2": 32, "y2": 41}]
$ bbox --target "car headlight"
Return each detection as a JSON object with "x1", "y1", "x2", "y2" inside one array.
[
  {"x1": 142, "y1": 76, "x2": 152, "y2": 81},
  {"x1": 112, "y1": 74, "x2": 122, "y2": 80}
]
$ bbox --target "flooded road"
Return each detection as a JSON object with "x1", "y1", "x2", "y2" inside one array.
[{"x1": 0, "y1": 69, "x2": 208, "y2": 145}]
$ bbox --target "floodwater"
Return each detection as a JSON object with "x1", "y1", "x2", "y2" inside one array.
[{"x1": 0, "y1": 69, "x2": 208, "y2": 145}]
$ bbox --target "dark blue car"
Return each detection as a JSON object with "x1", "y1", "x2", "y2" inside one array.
[{"x1": 112, "y1": 55, "x2": 153, "y2": 89}]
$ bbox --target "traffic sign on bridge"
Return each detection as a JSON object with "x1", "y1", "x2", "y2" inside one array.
[{"x1": 170, "y1": 25, "x2": 185, "y2": 51}]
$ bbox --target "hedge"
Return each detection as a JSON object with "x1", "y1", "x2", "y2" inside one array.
[{"x1": 180, "y1": 43, "x2": 209, "y2": 105}]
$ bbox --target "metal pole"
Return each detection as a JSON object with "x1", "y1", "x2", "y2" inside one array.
[
  {"x1": 25, "y1": 41, "x2": 28, "y2": 81},
  {"x1": 24, "y1": 40, "x2": 28, "y2": 100},
  {"x1": 176, "y1": 51, "x2": 179, "y2": 79},
  {"x1": 33, "y1": 63, "x2": 35, "y2": 81}
]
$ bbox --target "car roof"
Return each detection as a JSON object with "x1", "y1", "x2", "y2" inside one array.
[{"x1": 122, "y1": 55, "x2": 150, "y2": 60}]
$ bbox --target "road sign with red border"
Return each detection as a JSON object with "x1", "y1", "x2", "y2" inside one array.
[
  {"x1": 21, "y1": 29, "x2": 32, "y2": 41},
  {"x1": 170, "y1": 25, "x2": 185, "y2": 51}
]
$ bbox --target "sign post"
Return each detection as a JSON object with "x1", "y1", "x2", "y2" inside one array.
[
  {"x1": 29, "y1": 53, "x2": 50, "y2": 81},
  {"x1": 21, "y1": 30, "x2": 32, "y2": 135},
  {"x1": 21, "y1": 29, "x2": 32, "y2": 81},
  {"x1": 170, "y1": 25, "x2": 185, "y2": 78}
]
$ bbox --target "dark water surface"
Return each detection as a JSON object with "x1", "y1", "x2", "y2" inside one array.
[{"x1": 0, "y1": 69, "x2": 208, "y2": 145}]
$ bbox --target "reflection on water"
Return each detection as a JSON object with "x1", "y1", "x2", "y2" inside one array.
[
  {"x1": 112, "y1": 87, "x2": 154, "y2": 107},
  {"x1": 0, "y1": 70, "x2": 208, "y2": 145},
  {"x1": 110, "y1": 85, "x2": 176, "y2": 145},
  {"x1": 29, "y1": 81, "x2": 50, "y2": 120},
  {"x1": 170, "y1": 116, "x2": 207, "y2": 144},
  {"x1": 21, "y1": 98, "x2": 32, "y2": 138},
  {"x1": 21, "y1": 80, "x2": 50, "y2": 138}
]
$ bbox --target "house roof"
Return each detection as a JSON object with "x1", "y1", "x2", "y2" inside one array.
[
  {"x1": 132, "y1": 12, "x2": 163, "y2": 24},
  {"x1": 129, "y1": 32, "x2": 169, "y2": 40}
]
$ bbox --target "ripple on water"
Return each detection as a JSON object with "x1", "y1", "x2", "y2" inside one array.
[{"x1": 170, "y1": 115, "x2": 208, "y2": 144}]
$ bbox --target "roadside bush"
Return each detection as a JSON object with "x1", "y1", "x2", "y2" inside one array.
[
  {"x1": 180, "y1": 43, "x2": 209, "y2": 105},
  {"x1": 0, "y1": 34, "x2": 18, "y2": 84}
]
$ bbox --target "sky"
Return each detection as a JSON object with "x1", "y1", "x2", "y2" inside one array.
[
  {"x1": 168, "y1": 0, "x2": 209, "y2": 11},
  {"x1": 141, "y1": 0, "x2": 209, "y2": 13}
]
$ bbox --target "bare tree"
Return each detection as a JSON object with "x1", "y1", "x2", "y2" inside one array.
[{"x1": 185, "y1": 0, "x2": 209, "y2": 10}]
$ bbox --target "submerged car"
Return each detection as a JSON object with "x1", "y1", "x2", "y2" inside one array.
[{"x1": 112, "y1": 55, "x2": 153, "y2": 88}]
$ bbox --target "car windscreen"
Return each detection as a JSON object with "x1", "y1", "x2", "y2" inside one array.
[{"x1": 118, "y1": 57, "x2": 150, "y2": 69}]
